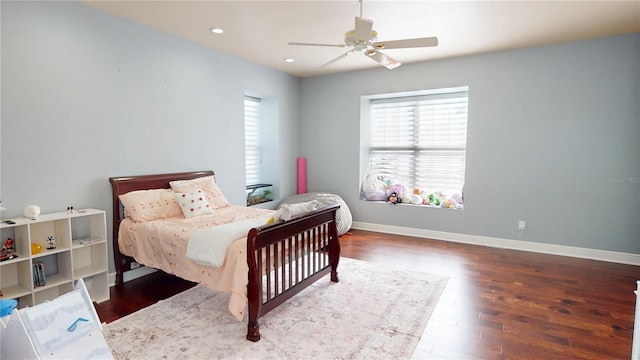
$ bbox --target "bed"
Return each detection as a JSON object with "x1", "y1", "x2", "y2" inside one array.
[{"x1": 109, "y1": 171, "x2": 341, "y2": 342}]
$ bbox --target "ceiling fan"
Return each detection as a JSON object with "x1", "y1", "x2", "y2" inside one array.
[{"x1": 288, "y1": 0, "x2": 438, "y2": 69}]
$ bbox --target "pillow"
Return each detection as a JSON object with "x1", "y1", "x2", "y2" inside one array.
[
  {"x1": 169, "y1": 175, "x2": 229, "y2": 209},
  {"x1": 119, "y1": 189, "x2": 183, "y2": 222},
  {"x1": 174, "y1": 189, "x2": 213, "y2": 218}
]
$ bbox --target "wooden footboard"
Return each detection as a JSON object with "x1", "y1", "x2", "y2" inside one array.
[{"x1": 246, "y1": 204, "x2": 341, "y2": 342}]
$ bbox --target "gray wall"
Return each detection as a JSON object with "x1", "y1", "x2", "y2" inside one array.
[
  {"x1": 2, "y1": 0, "x2": 638, "y2": 273},
  {"x1": 1, "y1": 1, "x2": 301, "y2": 272},
  {"x1": 300, "y1": 33, "x2": 640, "y2": 254}
]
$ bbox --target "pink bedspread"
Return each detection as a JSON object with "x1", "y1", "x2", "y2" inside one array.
[{"x1": 118, "y1": 205, "x2": 274, "y2": 321}]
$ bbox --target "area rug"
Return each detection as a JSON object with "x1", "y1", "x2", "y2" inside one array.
[{"x1": 102, "y1": 257, "x2": 448, "y2": 360}]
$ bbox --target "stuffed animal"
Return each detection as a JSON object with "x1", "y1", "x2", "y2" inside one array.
[
  {"x1": 419, "y1": 191, "x2": 429, "y2": 205},
  {"x1": 362, "y1": 174, "x2": 388, "y2": 193},
  {"x1": 386, "y1": 191, "x2": 401, "y2": 204},
  {"x1": 428, "y1": 192, "x2": 442, "y2": 207},
  {"x1": 448, "y1": 194, "x2": 464, "y2": 209},
  {"x1": 362, "y1": 174, "x2": 391, "y2": 201},
  {"x1": 378, "y1": 175, "x2": 394, "y2": 188},
  {"x1": 410, "y1": 194, "x2": 423, "y2": 205},
  {"x1": 386, "y1": 184, "x2": 407, "y2": 199}
]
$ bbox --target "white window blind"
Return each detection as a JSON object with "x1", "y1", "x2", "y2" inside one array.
[
  {"x1": 368, "y1": 90, "x2": 468, "y2": 197},
  {"x1": 244, "y1": 96, "x2": 261, "y2": 186}
]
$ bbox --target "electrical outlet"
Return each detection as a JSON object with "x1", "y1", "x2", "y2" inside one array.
[{"x1": 518, "y1": 220, "x2": 527, "y2": 231}]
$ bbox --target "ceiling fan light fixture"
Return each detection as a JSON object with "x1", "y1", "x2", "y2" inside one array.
[
  {"x1": 287, "y1": 1, "x2": 437, "y2": 70},
  {"x1": 344, "y1": 29, "x2": 378, "y2": 47}
]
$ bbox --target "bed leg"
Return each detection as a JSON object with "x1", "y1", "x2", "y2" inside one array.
[
  {"x1": 247, "y1": 322, "x2": 260, "y2": 342},
  {"x1": 329, "y1": 232, "x2": 341, "y2": 283},
  {"x1": 330, "y1": 260, "x2": 340, "y2": 283},
  {"x1": 115, "y1": 260, "x2": 125, "y2": 286},
  {"x1": 115, "y1": 271, "x2": 124, "y2": 287}
]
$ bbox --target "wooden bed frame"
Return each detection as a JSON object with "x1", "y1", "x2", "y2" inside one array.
[{"x1": 109, "y1": 171, "x2": 341, "y2": 342}]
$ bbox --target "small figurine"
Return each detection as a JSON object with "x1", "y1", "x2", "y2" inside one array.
[
  {"x1": 47, "y1": 236, "x2": 56, "y2": 250},
  {"x1": 1, "y1": 238, "x2": 16, "y2": 261}
]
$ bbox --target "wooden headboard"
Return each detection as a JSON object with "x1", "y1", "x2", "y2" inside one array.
[{"x1": 108, "y1": 170, "x2": 214, "y2": 284}]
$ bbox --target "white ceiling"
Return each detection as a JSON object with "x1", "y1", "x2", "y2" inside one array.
[{"x1": 81, "y1": 1, "x2": 640, "y2": 78}]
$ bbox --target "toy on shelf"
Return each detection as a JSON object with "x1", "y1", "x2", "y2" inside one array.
[
  {"x1": 31, "y1": 243, "x2": 42, "y2": 255},
  {"x1": 1, "y1": 238, "x2": 16, "y2": 261},
  {"x1": 47, "y1": 236, "x2": 56, "y2": 250}
]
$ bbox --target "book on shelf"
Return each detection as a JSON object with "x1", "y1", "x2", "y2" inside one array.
[
  {"x1": 33, "y1": 263, "x2": 39, "y2": 287},
  {"x1": 33, "y1": 262, "x2": 46, "y2": 287},
  {"x1": 39, "y1": 262, "x2": 46, "y2": 286}
]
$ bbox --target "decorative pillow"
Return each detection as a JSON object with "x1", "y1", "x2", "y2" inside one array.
[
  {"x1": 174, "y1": 189, "x2": 213, "y2": 218},
  {"x1": 169, "y1": 175, "x2": 229, "y2": 209},
  {"x1": 119, "y1": 189, "x2": 183, "y2": 222}
]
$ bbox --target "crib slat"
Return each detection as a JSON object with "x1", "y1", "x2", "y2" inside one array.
[
  {"x1": 266, "y1": 245, "x2": 272, "y2": 301},
  {"x1": 281, "y1": 240, "x2": 286, "y2": 293},
  {"x1": 295, "y1": 234, "x2": 300, "y2": 285},
  {"x1": 288, "y1": 236, "x2": 293, "y2": 289}
]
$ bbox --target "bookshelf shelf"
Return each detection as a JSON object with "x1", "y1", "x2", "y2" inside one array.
[{"x1": 0, "y1": 209, "x2": 109, "y2": 308}]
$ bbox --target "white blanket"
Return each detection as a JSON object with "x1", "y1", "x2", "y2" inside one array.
[
  {"x1": 272, "y1": 200, "x2": 322, "y2": 222},
  {"x1": 186, "y1": 215, "x2": 271, "y2": 267}
]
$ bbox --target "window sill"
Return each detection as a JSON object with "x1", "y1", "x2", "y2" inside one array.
[{"x1": 361, "y1": 199, "x2": 464, "y2": 210}]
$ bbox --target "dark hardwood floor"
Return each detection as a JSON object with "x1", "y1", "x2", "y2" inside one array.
[{"x1": 95, "y1": 229, "x2": 640, "y2": 359}]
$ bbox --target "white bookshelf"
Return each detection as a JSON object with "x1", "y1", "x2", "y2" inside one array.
[{"x1": 0, "y1": 209, "x2": 109, "y2": 308}]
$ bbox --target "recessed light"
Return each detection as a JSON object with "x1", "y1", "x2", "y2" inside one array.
[
  {"x1": 284, "y1": 58, "x2": 295, "y2": 63},
  {"x1": 210, "y1": 27, "x2": 224, "y2": 34}
]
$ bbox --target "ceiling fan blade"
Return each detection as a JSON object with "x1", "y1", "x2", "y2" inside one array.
[
  {"x1": 321, "y1": 49, "x2": 355, "y2": 67},
  {"x1": 354, "y1": 17, "x2": 374, "y2": 44},
  {"x1": 288, "y1": 42, "x2": 346, "y2": 48},
  {"x1": 364, "y1": 49, "x2": 401, "y2": 69},
  {"x1": 372, "y1": 37, "x2": 439, "y2": 50}
]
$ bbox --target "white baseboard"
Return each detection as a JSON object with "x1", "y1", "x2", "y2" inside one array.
[
  {"x1": 351, "y1": 221, "x2": 640, "y2": 266},
  {"x1": 108, "y1": 266, "x2": 157, "y2": 287},
  {"x1": 105, "y1": 223, "x2": 638, "y2": 288}
]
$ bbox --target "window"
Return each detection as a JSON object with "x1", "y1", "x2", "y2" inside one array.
[
  {"x1": 244, "y1": 95, "x2": 277, "y2": 206},
  {"x1": 365, "y1": 87, "x2": 469, "y2": 201},
  {"x1": 244, "y1": 96, "x2": 261, "y2": 186}
]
